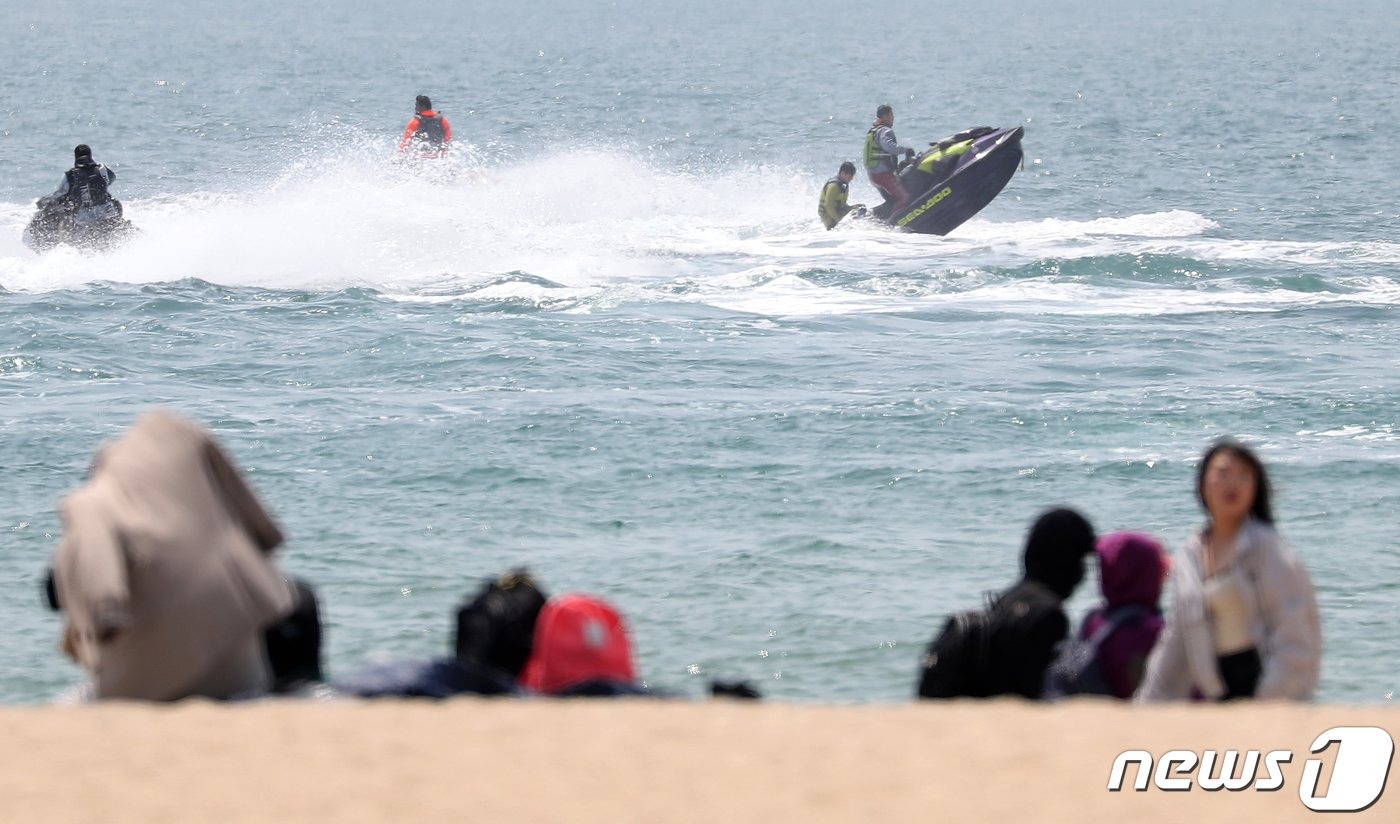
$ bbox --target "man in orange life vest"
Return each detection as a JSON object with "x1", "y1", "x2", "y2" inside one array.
[{"x1": 398, "y1": 95, "x2": 452, "y2": 158}]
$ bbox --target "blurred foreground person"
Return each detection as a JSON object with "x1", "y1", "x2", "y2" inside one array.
[
  {"x1": 520, "y1": 592, "x2": 644, "y2": 696},
  {"x1": 1043, "y1": 530, "x2": 1167, "y2": 699},
  {"x1": 918, "y1": 508, "x2": 1096, "y2": 699},
  {"x1": 1138, "y1": 440, "x2": 1321, "y2": 701},
  {"x1": 337, "y1": 569, "x2": 650, "y2": 698},
  {"x1": 50, "y1": 408, "x2": 295, "y2": 700}
]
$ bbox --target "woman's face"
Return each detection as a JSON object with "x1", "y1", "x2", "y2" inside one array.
[{"x1": 1202, "y1": 449, "x2": 1257, "y2": 524}]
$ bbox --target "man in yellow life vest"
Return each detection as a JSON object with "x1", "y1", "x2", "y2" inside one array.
[
  {"x1": 818, "y1": 162, "x2": 866, "y2": 229},
  {"x1": 863, "y1": 104, "x2": 917, "y2": 220}
]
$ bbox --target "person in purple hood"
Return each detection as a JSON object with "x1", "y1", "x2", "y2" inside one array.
[{"x1": 1079, "y1": 531, "x2": 1168, "y2": 699}]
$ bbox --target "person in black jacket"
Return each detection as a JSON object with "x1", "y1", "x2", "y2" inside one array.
[
  {"x1": 44, "y1": 144, "x2": 122, "y2": 225},
  {"x1": 918, "y1": 507, "x2": 1096, "y2": 699}
]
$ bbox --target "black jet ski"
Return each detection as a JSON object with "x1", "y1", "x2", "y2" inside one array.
[
  {"x1": 877, "y1": 125, "x2": 1024, "y2": 235},
  {"x1": 23, "y1": 196, "x2": 138, "y2": 254}
]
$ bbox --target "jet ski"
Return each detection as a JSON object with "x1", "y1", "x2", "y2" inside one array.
[
  {"x1": 876, "y1": 125, "x2": 1024, "y2": 235},
  {"x1": 23, "y1": 196, "x2": 138, "y2": 254}
]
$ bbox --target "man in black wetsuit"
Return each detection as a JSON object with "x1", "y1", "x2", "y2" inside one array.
[{"x1": 44, "y1": 144, "x2": 122, "y2": 226}]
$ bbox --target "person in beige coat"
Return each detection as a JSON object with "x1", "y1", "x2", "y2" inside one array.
[
  {"x1": 1137, "y1": 440, "x2": 1322, "y2": 701},
  {"x1": 50, "y1": 408, "x2": 295, "y2": 700}
]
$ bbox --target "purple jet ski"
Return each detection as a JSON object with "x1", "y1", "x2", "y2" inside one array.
[{"x1": 877, "y1": 125, "x2": 1025, "y2": 235}]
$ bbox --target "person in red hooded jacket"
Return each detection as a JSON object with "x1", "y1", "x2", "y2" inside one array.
[{"x1": 398, "y1": 95, "x2": 452, "y2": 158}]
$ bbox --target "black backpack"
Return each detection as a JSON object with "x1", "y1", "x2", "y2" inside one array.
[
  {"x1": 66, "y1": 162, "x2": 113, "y2": 208},
  {"x1": 916, "y1": 600, "x2": 998, "y2": 699},
  {"x1": 412, "y1": 114, "x2": 446, "y2": 147},
  {"x1": 1041, "y1": 604, "x2": 1150, "y2": 700},
  {"x1": 454, "y1": 569, "x2": 547, "y2": 679}
]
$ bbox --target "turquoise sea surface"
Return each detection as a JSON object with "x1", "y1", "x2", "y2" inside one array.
[{"x1": 2, "y1": 0, "x2": 1397, "y2": 703}]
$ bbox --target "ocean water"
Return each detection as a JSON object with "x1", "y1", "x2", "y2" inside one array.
[{"x1": 2, "y1": 0, "x2": 1397, "y2": 703}]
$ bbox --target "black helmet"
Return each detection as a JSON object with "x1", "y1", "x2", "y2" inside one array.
[{"x1": 74, "y1": 144, "x2": 92, "y2": 162}]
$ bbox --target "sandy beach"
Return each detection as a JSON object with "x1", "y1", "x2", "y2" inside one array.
[{"x1": 1, "y1": 699, "x2": 1393, "y2": 822}]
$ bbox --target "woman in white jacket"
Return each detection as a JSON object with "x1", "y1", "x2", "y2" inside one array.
[{"x1": 1138, "y1": 440, "x2": 1321, "y2": 701}]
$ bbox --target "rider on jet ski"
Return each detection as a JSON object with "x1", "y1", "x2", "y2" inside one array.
[
  {"x1": 818, "y1": 162, "x2": 866, "y2": 229},
  {"x1": 24, "y1": 144, "x2": 135, "y2": 253},
  {"x1": 863, "y1": 105, "x2": 918, "y2": 220},
  {"x1": 40, "y1": 144, "x2": 123, "y2": 226},
  {"x1": 398, "y1": 95, "x2": 453, "y2": 159}
]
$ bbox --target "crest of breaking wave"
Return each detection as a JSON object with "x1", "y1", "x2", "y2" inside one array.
[{"x1": 3, "y1": 132, "x2": 1400, "y2": 318}]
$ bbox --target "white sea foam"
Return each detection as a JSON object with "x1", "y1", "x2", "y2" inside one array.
[{"x1": 1, "y1": 148, "x2": 1396, "y2": 317}]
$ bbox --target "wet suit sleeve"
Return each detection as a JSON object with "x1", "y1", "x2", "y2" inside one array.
[
  {"x1": 398, "y1": 117, "x2": 421, "y2": 151},
  {"x1": 878, "y1": 128, "x2": 911, "y2": 158}
]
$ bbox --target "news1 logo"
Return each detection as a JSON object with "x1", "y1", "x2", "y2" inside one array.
[{"x1": 1108, "y1": 726, "x2": 1394, "y2": 812}]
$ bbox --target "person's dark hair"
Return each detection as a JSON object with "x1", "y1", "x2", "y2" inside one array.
[
  {"x1": 1021, "y1": 507, "x2": 1096, "y2": 599},
  {"x1": 1197, "y1": 439, "x2": 1273, "y2": 524},
  {"x1": 416, "y1": 95, "x2": 432, "y2": 112},
  {"x1": 74, "y1": 144, "x2": 92, "y2": 161},
  {"x1": 839, "y1": 161, "x2": 856, "y2": 175},
  {"x1": 876, "y1": 104, "x2": 893, "y2": 118}
]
